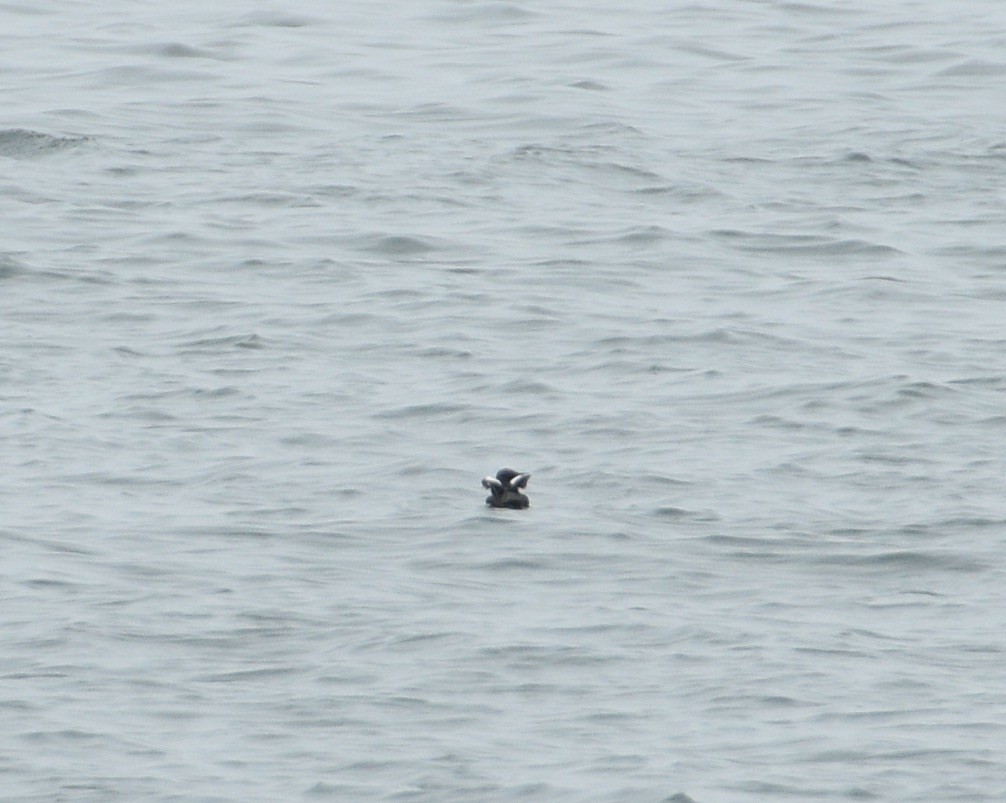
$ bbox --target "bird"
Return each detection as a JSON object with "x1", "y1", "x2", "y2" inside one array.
[{"x1": 482, "y1": 468, "x2": 531, "y2": 509}]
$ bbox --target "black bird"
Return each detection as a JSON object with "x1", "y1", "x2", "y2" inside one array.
[{"x1": 482, "y1": 468, "x2": 531, "y2": 509}]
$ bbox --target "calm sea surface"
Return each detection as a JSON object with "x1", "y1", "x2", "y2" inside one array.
[{"x1": 3, "y1": 1, "x2": 1006, "y2": 800}]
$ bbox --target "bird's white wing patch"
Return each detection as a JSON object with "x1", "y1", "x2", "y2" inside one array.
[
  {"x1": 509, "y1": 473, "x2": 530, "y2": 489},
  {"x1": 482, "y1": 476, "x2": 503, "y2": 490}
]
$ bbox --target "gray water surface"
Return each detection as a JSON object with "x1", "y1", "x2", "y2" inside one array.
[{"x1": 3, "y1": 1, "x2": 1006, "y2": 800}]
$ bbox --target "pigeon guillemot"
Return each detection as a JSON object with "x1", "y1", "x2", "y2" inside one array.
[{"x1": 482, "y1": 468, "x2": 531, "y2": 509}]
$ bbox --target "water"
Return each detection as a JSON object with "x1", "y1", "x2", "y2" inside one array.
[{"x1": 3, "y1": 1, "x2": 1006, "y2": 799}]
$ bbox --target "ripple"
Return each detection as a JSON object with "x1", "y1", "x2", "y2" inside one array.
[{"x1": 0, "y1": 128, "x2": 89, "y2": 159}]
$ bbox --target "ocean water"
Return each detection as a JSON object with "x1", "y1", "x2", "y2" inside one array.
[{"x1": 3, "y1": 1, "x2": 1006, "y2": 800}]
